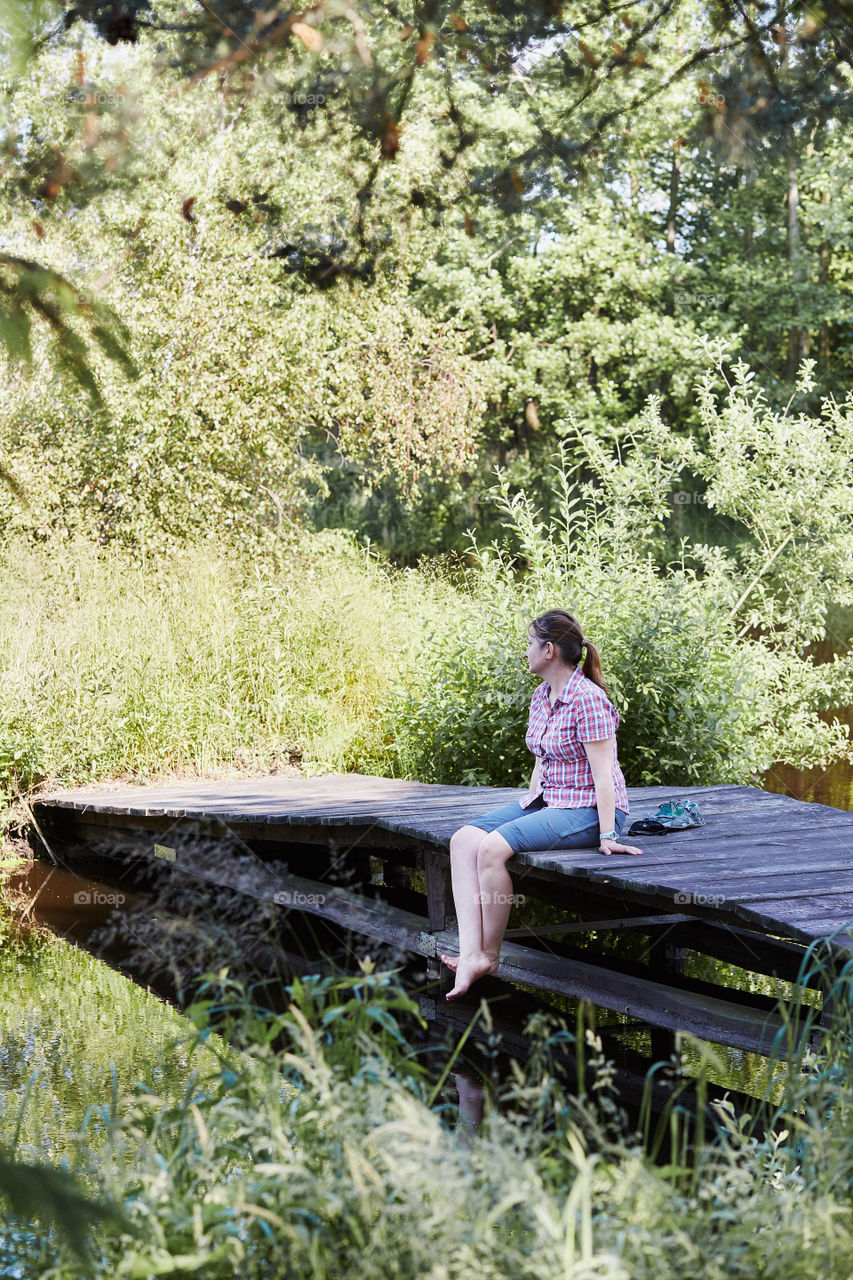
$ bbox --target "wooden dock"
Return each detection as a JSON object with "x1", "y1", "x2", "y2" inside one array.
[{"x1": 30, "y1": 774, "x2": 853, "y2": 1059}]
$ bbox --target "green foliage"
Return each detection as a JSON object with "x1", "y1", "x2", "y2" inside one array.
[
  {"x1": 392, "y1": 541, "x2": 761, "y2": 789},
  {"x1": 2, "y1": 338, "x2": 851, "y2": 805},
  {"x1": 0, "y1": 36, "x2": 483, "y2": 549},
  {"x1": 390, "y1": 352, "x2": 853, "y2": 788},
  {"x1": 390, "y1": 602, "x2": 535, "y2": 787},
  {"x1": 0, "y1": 254, "x2": 137, "y2": 407},
  {"x1": 6, "y1": 914, "x2": 853, "y2": 1277},
  {"x1": 0, "y1": 736, "x2": 43, "y2": 809},
  {"x1": 2, "y1": 6, "x2": 853, "y2": 559},
  {"x1": 1, "y1": 4, "x2": 852, "y2": 559}
]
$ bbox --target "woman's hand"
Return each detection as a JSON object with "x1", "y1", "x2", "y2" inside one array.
[{"x1": 599, "y1": 837, "x2": 643, "y2": 857}]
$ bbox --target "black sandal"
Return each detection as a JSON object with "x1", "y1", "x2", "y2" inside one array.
[{"x1": 626, "y1": 819, "x2": 674, "y2": 836}]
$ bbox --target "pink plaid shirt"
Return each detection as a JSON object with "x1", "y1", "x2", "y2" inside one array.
[{"x1": 521, "y1": 666, "x2": 629, "y2": 812}]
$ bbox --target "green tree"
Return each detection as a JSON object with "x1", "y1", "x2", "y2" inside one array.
[{"x1": 0, "y1": 37, "x2": 483, "y2": 546}]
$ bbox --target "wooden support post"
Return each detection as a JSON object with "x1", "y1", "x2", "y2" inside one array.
[
  {"x1": 423, "y1": 849, "x2": 450, "y2": 980},
  {"x1": 650, "y1": 942, "x2": 686, "y2": 1065}
]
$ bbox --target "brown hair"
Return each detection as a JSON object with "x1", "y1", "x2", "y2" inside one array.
[{"x1": 529, "y1": 610, "x2": 609, "y2": 696}]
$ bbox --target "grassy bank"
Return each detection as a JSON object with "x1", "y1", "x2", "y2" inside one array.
[{"x1": 0, "y1": 531, "x2": 460, "y2": 800}]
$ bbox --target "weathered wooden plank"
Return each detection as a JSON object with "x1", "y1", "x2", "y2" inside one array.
[
  {"x1": 577, "y1": 833, "x2": 853, "y2": 882},
  {"x1": 569, "y1": 838, "x2": 853, "y2": 879},
  {"x1": 585, "y1": 864, "x2": 853, "y2": 900},
  {"x1": 699, "y1": 872, "x2": 853, "y2": 900},
  {"x1": 504, "y1": 913, "x2": 693, "y2": 938},
  {"x1": 737, "y1": 891, "x2": 853, "y2": 919},
  {"x1": 783, "y1": 917, "x2": 853, "y2": 944},
  {"x1": 518, "y1": 824, "x2": 853, "y2": 875},
  {"x1": 38, "y1": 775, "x2": 747, "y2": 806},
  {"x1": 33, "y1": 778, "x2": 780, "y2": 832}
]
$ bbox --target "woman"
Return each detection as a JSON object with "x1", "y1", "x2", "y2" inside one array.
[{"x1": 440, "y1": 609, "x2": 643, "y2": 1000}]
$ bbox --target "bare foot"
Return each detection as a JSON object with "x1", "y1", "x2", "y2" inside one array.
[
  {"x1": 440, "y1": 952, "x2": 500, "y2": 974},
  {"x1": 445, "y1": 952, "x2": 499, "y2": 1000}
]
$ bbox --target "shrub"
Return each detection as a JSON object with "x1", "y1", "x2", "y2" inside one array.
[{"x1": 389, "y1": 351, "x2": 853, "y2": 789}]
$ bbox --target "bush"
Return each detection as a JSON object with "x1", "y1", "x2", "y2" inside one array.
[
  {"x1": 389, "y1": 352, "x2": 853, "y2": 789},
  {"x1": 391, "y1": 550, "x2": 759, "y2": 789}
]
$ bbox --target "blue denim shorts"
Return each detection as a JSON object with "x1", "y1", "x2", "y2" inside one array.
[{"x1": 467, "y1": 795, "x2": 629, "y2": 855}]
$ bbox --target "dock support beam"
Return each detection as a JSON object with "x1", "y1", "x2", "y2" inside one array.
[{"x1": 423, "y1": 849, "x2": 450, "y2": 979}]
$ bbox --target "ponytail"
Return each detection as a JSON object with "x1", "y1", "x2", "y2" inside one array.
[{"x1": 581, "y1": 639, "x2": 608, "y2": 697}]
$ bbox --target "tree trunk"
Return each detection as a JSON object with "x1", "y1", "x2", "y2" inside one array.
[
  {"x1": 664, "y1": 140, "x2": 680, "y2": 321},
  {"x1": 819, "y1": 187, "x2": 831, "y2": 372},
  {"x1": 741, "y1": 165, "x2": 755, "y2": 262},
  {"x1": 666, "y1": 140, "x2": 680, "y2": 256},
  {"x1": 784, "y1": 126, "x2": 808, "y2": 377}
]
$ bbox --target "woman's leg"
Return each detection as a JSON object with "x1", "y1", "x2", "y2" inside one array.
[
  {"x1": 476, "y1": 831, "x2": 516, "y2": 972},
  {"x1": 440, "y1": 799, "x2": 538, "y2": 993},
  {"x1": 443, "y1": 805, "x2": 630, "y2": 996},
  {"x1": 440, "y1": 824, "x2": 485, "y2": 969},
  {"x1": 444, "y1": 828, "x2": 515, "y2": 999}
]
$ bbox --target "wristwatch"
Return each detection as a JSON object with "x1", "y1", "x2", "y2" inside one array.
[{"x1": 598, "y1": 829, "x2": 618, "y2": 841}]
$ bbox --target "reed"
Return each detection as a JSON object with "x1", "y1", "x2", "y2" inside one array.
[{"x1": 0, "y1": 532, "x2": 456, "y2": 801}]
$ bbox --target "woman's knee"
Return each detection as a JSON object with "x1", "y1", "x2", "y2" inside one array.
[
  {"x1": 476, "y1": 831, "x2": 513, "y2": 872},
  {"x1": 449, "y1": 825, "x2": 483, "y2": 859}
]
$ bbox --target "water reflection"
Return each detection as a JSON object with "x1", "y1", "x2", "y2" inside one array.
[
  {"x1": 2, "y1": 859, "x2": 143, "y2": 956},
  {"x1": 451, "y1": 1070, "x2": 485, "y2": 1145},
  {"x1": 0, "y1": 863, "x2": 213, "y2": 1170}
]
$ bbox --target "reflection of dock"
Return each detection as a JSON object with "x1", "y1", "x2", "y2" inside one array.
[{"x1": 32, "y1": 775, "x2": 853, "y2": 1058}]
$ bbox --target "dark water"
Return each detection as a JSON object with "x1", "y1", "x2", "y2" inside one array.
[
  {"x1": 762, "y1": 702, "x2": 853, "y2": 810},
  {"x1": 2, "y1": 860, "x2": 141, "y2": 952}
]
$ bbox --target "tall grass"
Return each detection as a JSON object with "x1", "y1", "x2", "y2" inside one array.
[
  {"x1": 0, "y1": 531, "x2": 458, "y2": 797},
  {"x1": 3, "y1": 921, "x2": 853, "y2": 1278}
]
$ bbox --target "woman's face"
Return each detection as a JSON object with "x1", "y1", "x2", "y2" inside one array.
[{"x1": 525, "y1": 630, "x2": 550, "y2": 674}]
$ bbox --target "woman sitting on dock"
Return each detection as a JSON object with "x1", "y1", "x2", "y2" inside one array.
[{"x1": 441, "y1": 609, "x2": 642, "y2": 1000}]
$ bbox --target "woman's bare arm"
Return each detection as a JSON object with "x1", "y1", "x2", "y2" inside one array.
[
  {"x1": 526, "y1": 757, "x2": 541, "y2": 799},
  {"x1": 581, "y1": 737, "x2": 643, "y2": 856}
]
